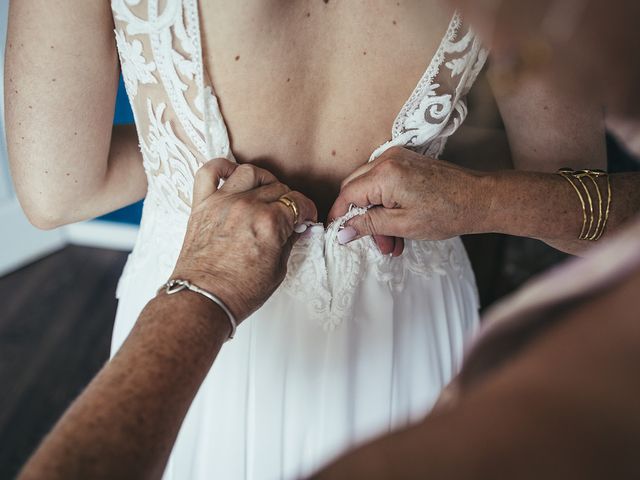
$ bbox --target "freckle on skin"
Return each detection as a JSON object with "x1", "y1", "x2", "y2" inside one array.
[
  {"x1": 28, "y1": 105, "x2": 33, "y2": 109},
  {"x1": 235, "y1": 55, "x2": 240, "y2": 61},
  {"x1": 286, "y1": 78, "x2": 290, "y2": 82},
  {"x1": 66, "y1": 173, "x2": 70, "y2": 176},
  {"x1": 363, "y1": 51, "x2": 367, "y2": 55},
  {"x1": 392, "y1": 20, "x2": 397, "y2": 25},
  {"x1": 331, "y1": 150, "x2": 336, "y2": 156},
  {"x1": 306, "y1": 12, "x2": 311, "y2": 17},
  {"x1": 323, "y1": 0, "x2": 329, "y2": 4}
]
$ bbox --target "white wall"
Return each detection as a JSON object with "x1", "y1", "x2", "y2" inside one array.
[{"x1": 0, "y1": 0, "x2": 12, "y2": 201}]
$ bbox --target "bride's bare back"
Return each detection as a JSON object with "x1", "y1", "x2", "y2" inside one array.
[{"x1": 198, "y1": 0, "x2": 452, "y2": 216}]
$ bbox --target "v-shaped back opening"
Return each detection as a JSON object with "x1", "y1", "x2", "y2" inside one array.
[{"x1": 189, "y1": 2, "x2": 463, "y2": 163}]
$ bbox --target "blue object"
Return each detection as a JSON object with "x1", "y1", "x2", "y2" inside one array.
[
  {"x1": 99, "y1": 76, "x2": 143, "y2": 225},
  {"x1": 114, "y1": 75, "x2": 135, "y2": 125}
]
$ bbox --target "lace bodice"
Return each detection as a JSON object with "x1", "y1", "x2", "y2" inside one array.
[{"x1": 111, "y1": 0, "x2": 488, "y2": 328}]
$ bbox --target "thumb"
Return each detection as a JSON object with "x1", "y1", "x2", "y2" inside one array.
[
  {"x1": 193, "y1": 158, "x2": 238, "y2": 206},
  {"x1": 342, "y1": 206, "x2": 402, "y2": 242},
  {"x1": 328, "y1": 169, "x2": 385, "y2": 222}
]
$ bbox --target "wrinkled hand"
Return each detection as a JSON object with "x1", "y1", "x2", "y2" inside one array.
[
  {"x1": 172, "y1": 158, "x2": 317, "y2": 322},
  {"x1": 328, "y1": 147, "x2": 490, "y2": 252}
]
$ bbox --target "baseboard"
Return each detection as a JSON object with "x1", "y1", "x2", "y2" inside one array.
[{"x1": 64, "y1": 220, "x2": 139, "y2": 251}]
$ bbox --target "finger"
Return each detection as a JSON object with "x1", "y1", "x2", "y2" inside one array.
[
  {"x1": 221, "y1": 163, "x2": 279, "y2": 193},
  {"x1": 192, "y1": 158, "x2": 238, "y2": 205},
  {"x1": 392, "y1": 237, "x2": 405, "y2": 257},
  {"x1": 281, "y1": 235, "x2": 295, "y2": 268},
  {"x1": 374, "y1": 235, "x2": 395, "y2": 255},
  {"x1": 273, "y1": 190, "x2": 318, "y2": 227},
  {"x1": 250, "y1": 182, "x2": 291, "y2": 202},
  {"x1": 328, "y1": 170, "x2": 385, "y2": 222},
  {"x1": 265, "y1": 190, "x2": 318, "y2": 247},
  {"x1": 339, "y1": 159, "x2": 378, "y2": 190},
  {"x1": 346, "y1": 206, "x2": 403, "y2": 239}
]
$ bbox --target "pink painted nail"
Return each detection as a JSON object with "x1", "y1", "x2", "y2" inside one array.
[{"x1": 337, "y1": 226, "x2": 357, "y2": 245}]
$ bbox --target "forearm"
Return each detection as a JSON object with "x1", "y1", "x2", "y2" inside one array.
[
  {"x1": 19, "y1": 292, "x2": 230, "y2": 480},
  {"x1": 475, "y1": 171, "x2": 640, "y2": 255}
]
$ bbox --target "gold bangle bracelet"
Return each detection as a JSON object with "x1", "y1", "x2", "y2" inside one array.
[
  {"x1": 582, "y1": 169, "x2": 610, "y2": 241},
  {"x1": 557, "y1": 170, "x2": 588, "y2": 239},
  {"x1": 576, "y1": 171, "x2": 603, "y2": 241},
  {"x1": 589, "y1": 174, "x2": 603, "y2": 240},
  {"x1": 573, "y1": 174, "x2": 595, "y2": 239},
  {"x1": 595, "y1": 174, "x2": 612, "y2": 241},
  {"x1": 558, "y1": 168, "x2": 611, "y2": 242}
]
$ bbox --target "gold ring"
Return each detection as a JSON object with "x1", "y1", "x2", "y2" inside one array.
[{"x1": 277, "y1": 195, "x2": 299, "y2": 224}]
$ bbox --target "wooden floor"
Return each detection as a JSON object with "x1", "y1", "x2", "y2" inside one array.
[{"x1": 0, "y1": 246, "x2": 128, "y2": 479}]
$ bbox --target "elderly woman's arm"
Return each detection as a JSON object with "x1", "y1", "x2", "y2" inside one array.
[
  {"x1": 329, "y1": 61, "x2": 640, "y2": 256},
  {"x1": 328, "y1": 147, "x2": 640, "y2": 256},
  {"x1": 5, "y1": 0, "x2": 145, "y2": 229},
  {"x1": 19, "y1": 293, "x2": 230, "y2": 480},
  {"x1": 18, "y1": 160, "x2": 317, "y2": 480}
]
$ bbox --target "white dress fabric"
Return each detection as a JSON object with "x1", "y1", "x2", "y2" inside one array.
[{"x1": 110, "y1": 1, "x2": 488, "y2": 478}]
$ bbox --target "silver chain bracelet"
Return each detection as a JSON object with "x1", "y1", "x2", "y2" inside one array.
[{"x1": 159, "y1": 279, "x2": 237, "y2": 340}]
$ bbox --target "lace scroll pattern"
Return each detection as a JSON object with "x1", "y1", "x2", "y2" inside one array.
[
  {"x1": 371, "y1": 13, "x2": 489, "y2": 162},
  {"x1": 112, "y1": 0, "x2": 231, "y2": 217}
]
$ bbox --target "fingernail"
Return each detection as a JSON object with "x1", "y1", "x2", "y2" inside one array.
[
  {"x1": 337, "y1": 226, "x2": 357, "y2": 245},
  {"x1": 294, "y1": 223, "x2": 308, "y2": 234}
]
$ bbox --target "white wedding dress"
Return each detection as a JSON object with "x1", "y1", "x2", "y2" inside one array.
[{"x1": 110, "y1": 1, "x2": 488, "y2": 478}]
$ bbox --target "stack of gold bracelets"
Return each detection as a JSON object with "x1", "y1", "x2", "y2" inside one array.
[{"x1": 556, "y1": 168, "x2": 611, "y2": 241}]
